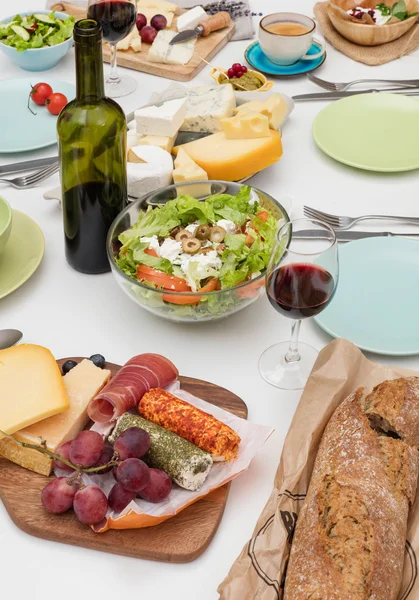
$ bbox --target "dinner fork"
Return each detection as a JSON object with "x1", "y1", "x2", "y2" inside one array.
[
  {"x1": 307, "y1": 72, "x2": 419, "y2": 92},
  {"x1": 0, "y1": 163, "x2": 59, "y2": 189},
  {"x1": 303, "y1": 205, "x2": 419, "y2": 230}
]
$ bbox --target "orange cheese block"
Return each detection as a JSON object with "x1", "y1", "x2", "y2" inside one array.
[
  {"x1": 0, "y1": 344, "x2": 69, "y2": 435},
  {"x1": 0, "y1": 359, "x2": 111, "y2": 475},
  {"x1": 172, "y1": 129, "x2": 283, "y2": 181}
]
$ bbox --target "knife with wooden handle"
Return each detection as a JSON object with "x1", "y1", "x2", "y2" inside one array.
[{"x1": 169, "y1": 11, "x2": 232, "y2": 45}]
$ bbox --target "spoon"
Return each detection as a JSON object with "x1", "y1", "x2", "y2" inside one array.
[{"x1": 0, "y1": 329, "x2": 23, "y2": 350}]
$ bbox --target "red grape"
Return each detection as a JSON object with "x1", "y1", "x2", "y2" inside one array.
[
  {"x1": 92, "y1": 443, "x2": 114, "y2": 474},
  {"x1": 151, "y1": 14, "x2": 167, "y2": 30},
  {"x1": 108, "y1": 482, "x2": 136, "y2": 512},
  {"x1": 41, "y1": 477, "x2": 79, "y2": 514},
  {"x1": 232, "y1": 63, "x2": 242, "y2": 73},
  {"x1": 138, "y1": 468, "x2": 172, "y2": 503},
  {"x1": 116, "y1": 458, "x2": 150, "y2": 492},
  {"x1": 140, "y1": 25, "x2": 158, "y2": 43},
  {"x1": 69, "y1": 430, "x2": 104, "y2": 468},
  {"x1": 54, "y1": 441, "x2": 74, "y2": 472},
  {"x1": 227, "y1": 68, "x2": 235, "y2": 79},
  {"x1": 114, "y1": 427, "x2": 150, "y2": 461},
  {"x1": 73, "y1": 485, "x2": 108, "y2": 525},
  {"x1": 136, "y1": 13, "x2": 147, "y2": 30},
  {"x1": 241, "y1": 65, "x2": 248, "y2": 73}
]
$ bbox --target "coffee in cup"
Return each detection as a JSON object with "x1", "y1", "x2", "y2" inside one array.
[{"x1": 259, "y1": 12, "x2": 325, "y2": 66}]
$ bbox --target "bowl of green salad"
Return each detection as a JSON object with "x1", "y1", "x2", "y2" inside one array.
[
  {"x1": 0, "y1": 11, "x2": 75, "y2": 71},
  {"x1": 108, "y1": 181, "x2": 290, "y2": 323}
]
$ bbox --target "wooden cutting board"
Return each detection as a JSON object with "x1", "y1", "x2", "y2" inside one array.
[
  {"x1": 51, "y1": 2, "x2": 236, "y2": 82},
  {"x1": 0, "y1": 358, "x2": 247, "y2": 563}
]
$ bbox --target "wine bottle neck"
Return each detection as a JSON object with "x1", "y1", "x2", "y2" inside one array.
[{"x1": 75, "y1": 29, "x2": 105, "y2": 101}]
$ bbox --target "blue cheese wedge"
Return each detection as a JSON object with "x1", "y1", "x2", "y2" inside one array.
[
  {"x1": 180, "y1": 85, "x2": 236, "y2": 133},
  {"x1": 176, "y1": 6, "x2": 208, "y2": 32},
  {"x1": 148, "y1": 29, "x2": 196, "y2": 66},
  {"x1": 135, "y1": 97, "x2": 187, "y2": 138}
]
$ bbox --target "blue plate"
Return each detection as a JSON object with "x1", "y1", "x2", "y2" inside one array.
[
  {"x1": 245, "y1": 41, "x2": 326, "y2": 77},
  {"x1": 314, "y1": 237, "x2": 419, "y2": 356},
  {"x1": 0, "y1": 78, "x2": 75, "y2": 153}
]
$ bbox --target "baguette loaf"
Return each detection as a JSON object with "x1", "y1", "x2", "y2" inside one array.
[{"x1": 284, "y1": 381, "x2": 419, "y2": 600}]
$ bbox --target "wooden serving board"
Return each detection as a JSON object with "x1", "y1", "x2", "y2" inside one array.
[
  {"x1": 52, "y1": 2, "x2": 236, "y2": 82},
  {"x1": 0, "y1": 358, "x2": 247, "y2": 563}
]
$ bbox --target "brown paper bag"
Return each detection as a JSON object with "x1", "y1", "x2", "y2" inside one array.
[{"x1": 218, "y1": 338, "x2": 419, "y2": 600}]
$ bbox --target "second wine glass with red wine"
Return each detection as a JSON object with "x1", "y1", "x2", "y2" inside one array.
[
  {"x1": 259, "y1": 218, "x2": 339, "y2": 390},
  {"x1": 88, "y1": 0, "x2": 137, "y2": 98}
]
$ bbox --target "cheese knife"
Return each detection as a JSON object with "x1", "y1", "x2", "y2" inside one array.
[
  {"x1": 169, "y1": 11, "x2": 232, "y2": 45},
  {"x1": 294, "y1": 230, "x2": 419, "y2": 242},
  {"x1": 0, "y1": 156, "x2": 58, "y2": 176},
  {"x1": 293, "y1": 87, "x2": 419, "y2": 102}
]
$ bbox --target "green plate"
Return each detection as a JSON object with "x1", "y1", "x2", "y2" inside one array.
[
  {"x1": 0, "y1": 210, "x2": 44, "y2": 300},
  {"x1": 312, "y1": 93, "x2": 419, "y2": 172}
]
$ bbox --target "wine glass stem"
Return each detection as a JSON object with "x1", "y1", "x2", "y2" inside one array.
[
  {"x1": 285, "y1": 319, "x2": 301, "y2": 363},
  {"x1": 108, "y1": 43, "x2": 120, "y2": 83}
]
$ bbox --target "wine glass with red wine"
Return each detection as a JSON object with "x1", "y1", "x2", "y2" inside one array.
[
  {"x1": 88, "y1": 0, "x2": 137, "y2": 98},
  {"x1": 259, "y1": 218, "x2": 339, "y2": 390}
]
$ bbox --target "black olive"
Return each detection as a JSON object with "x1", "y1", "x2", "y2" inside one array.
[
  {"x1": 89, "y1": 354, "x2": 106, "y2": 369},
  {"x1": 62, "y1": 360, "x2": 78, "y2": 375}
]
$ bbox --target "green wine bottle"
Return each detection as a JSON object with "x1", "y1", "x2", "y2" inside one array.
[{"x1": 57, "y1": 19, "x2": 127, "y2": 274}]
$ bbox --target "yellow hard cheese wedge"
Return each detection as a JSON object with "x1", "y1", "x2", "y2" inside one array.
[
  {"x1": 0, "y1": 344, "x2": 69, "y2": 435},
  {"x1": 234, "y1": 94, "x2": 288, "y2": 130},
  {"x1": 138, "y1": 133, "x2": 176, "y2": 153},
  {"x1": 174, "y1": 147, "x2": 197, "y2": 169},
  {"x1": 173, "y1": 130, "x2": 282, "y2": 181},
  {"x1": 0, "y1": 359, "x2": 111, "y2": 475},
  {"x1": 221, "y1": 111, "x2": 270, "y2": 140}
]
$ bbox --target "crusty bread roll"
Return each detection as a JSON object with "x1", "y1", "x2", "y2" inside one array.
[{"x1": 284, "y1": 381, "x2": 419, "y2": 600}]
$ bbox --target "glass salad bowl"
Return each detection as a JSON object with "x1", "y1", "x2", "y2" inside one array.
[{"x1": 107, "y1": 181, "x2": 290, "y2": 323}]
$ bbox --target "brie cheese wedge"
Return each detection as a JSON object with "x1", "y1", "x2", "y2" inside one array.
[{"x1": 127, "y1": 145, "x2": 174, "y2": 198}]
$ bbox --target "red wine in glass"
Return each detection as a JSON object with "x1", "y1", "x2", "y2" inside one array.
[
  {"x1": 267, "y1": 264, "x2": 335, "y2": 319},
  {"x1": 88, "y1": 0, "x2": 137, "y2": 43}
]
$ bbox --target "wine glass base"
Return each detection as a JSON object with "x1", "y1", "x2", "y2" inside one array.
[
  {"x1": 259, "y1": 341, "x2": 319, "y2": 390},
  {"x1": 105, "y1": 75, "x2": 137, "y2": 98}
]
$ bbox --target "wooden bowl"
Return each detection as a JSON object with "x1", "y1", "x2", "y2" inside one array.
[
  {"x1": 209, "y1": 68, "x2": 273, "y2": 92},
  {"x1": 327, "y1": 0, "x2": 419, "y2": 45}
]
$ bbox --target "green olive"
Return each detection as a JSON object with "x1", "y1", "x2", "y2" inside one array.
[
  {"x1": 170, "y1": 226, "x2": 182, "y2": 237},
  {"x1": 195, "y1": 224, "x2": 211, "y2": 240},
  {"x1": 175, "y1": 229, "x2": 193, "y2": 242},
  {"x1": 199, "y1": 246, "x2": 213, "y2": 255},
  {"x1": 182, "y1": 237, "x2": 202, "y2": 254},
  {"x1": 210, "y1": 226, "x2": 226, "y2": 243},
  {"x1": 216, "y1": 243, "x2": 226, "y2": 255}
]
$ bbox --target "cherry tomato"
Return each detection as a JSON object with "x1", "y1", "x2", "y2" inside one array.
[
  {"x1": 45, "y1": 92, "x2": 68, "y2": 116},
  {"x1": 30, "y1": 82, "x2": 53, "y2": 106}
]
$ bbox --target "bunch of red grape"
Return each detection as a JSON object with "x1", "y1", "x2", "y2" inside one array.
[
  {"x1": 136, "y1": 13, "x2": 167, "y2": 44},
  {"x1": 227, "y1": 63, "x2": 248, "y2": 79},
  {"x1": 41, "y1": 428, "x2": 172, "y2": 526}
]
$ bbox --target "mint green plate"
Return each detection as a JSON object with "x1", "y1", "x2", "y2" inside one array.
[
  {"x1": 312, "y1": 93, "x2": 419, "y2": 172},
  {"x1": 314, "y1": 237, "x2": 419, "y2": 355},
  {"x1": 0, "y1": 78, "x2": 75, "y2": 153},
  {"x1": 0, "y1": 210, "x2": 44, "y2": 300}
]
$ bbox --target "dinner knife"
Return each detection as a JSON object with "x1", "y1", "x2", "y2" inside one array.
[
  {"x1": 293, "y1": 87, "x2": 419, "y2": 102},
  {"x1": 0, "y1": 156, "x2": 59, "y2": 176},
  {"x1": 169, "y1": 11, "x2": 232, "y2": 44},
  {"x1": 294, "y1": 230, "x2": 419, "y2": 242}
]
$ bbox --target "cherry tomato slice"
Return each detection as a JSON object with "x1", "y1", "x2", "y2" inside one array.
[
  {"x1": 137, "y1": 265, "x2": 190, "y2": 292},
  {"x1": 144, "y1": 248, "x2": 158, "y2": 257},
  {"x1": 236, "y1": 276, "x2": 265, "y2": 299},
  {"x1": 45, "y1": 92, "x2": 68, "y2": 116},
  {"x1": 162, "y1": 277, "x2": 219, "y2": 305}
]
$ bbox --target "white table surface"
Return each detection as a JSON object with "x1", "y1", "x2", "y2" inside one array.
[{"x1": 1, "y1": 0, "x2": 419, "y2": 598}]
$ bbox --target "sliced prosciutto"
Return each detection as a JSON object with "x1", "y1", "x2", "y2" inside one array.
[{"x1": 87, "y1": 354, "x2": 178, "y2": 423}]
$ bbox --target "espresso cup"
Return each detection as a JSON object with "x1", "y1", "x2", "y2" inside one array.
[{"x1": 259, "y1": 13, "x2": 325, "y2": 66}]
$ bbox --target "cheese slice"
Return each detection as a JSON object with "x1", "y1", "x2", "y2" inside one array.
[
  {"x1": 173, "y1": 130, "x2": 283, "y2": 181},
  {"x1": 0, "y1": 344, "x2": 69, "y2": 435},
  {"x1": 173, "y1": 150, "x2": 210, "y2": 197},
  {"x1": 0, "y1": 359, "x2": 111, "y2": 476},
  {"x1": 221, "y1": 111, "x2": 270, "y2": 139},
  {"x1": 135, "y1": 97, "x2": 187, "y2": 138},
  {"x1": 127, "y1": 145, "x2": 174, "y2": 198},
  {"x1": 177, "y1": 6, "x2": 207, "y2": 31},
  {"x1": 127, "y1": 129, "x2": 140, "y2": 154},
  {"x1": 148, "y1": 29, "x2": 195, "y2": 66},
  {"x1": 180, "y1": 85, "x2": 236, "y2": 133},
  {"x1": 138, "y1": 0, "x2": 178, "y2": 13},
  {"x1": 138, "y1": 133, "x2": 176, "y2": 152},
  {"x1": 116, "y1": 27, "x2": 140, "y2": 51},
  {"x1": 235, "y1": 94, "x2": 288, "y2": 131},
  {"x1": 174, "y1": 147, "x2": 197, "y2": 169}
]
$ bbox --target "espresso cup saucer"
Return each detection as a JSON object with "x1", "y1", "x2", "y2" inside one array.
[{"x1": 245, "y1": 41, "x2": 326, "y2": 77}]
